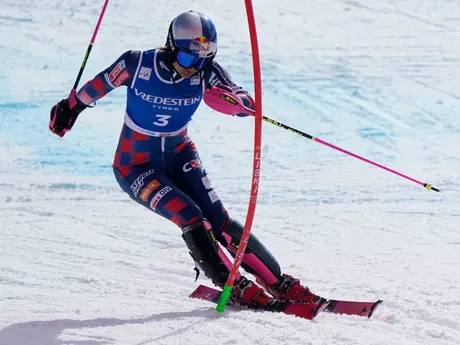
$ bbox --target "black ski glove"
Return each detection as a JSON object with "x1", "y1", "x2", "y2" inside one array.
[{"x1": 49, "y1": 90, "x2": 88, "y2": 137}]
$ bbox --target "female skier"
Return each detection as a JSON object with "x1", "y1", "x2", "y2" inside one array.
[{"x1": 49, "y1": 10, "x2": 320, "y2": 309}]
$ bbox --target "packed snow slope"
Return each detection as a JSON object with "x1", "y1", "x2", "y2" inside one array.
[{"x1": 1, "y1": 1, "x2": 459, "y2": 344}]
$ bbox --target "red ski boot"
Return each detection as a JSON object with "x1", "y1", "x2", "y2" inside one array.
[
  {"x1": 231, "y1": 276, "x2": 274, "y2": 309},
  {"x1": 259, "y1": 274, "x2": 321, "y2": 304}
]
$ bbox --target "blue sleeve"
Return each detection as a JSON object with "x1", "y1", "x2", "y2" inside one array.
[
  {"x1": 100, "y1": 50, "x2": 140, "y2": 88},
  {"x1": 204, "y1": 60, "x2": 246, "y2": 93},
  {"x1": 77, "y1": 50, "x2": 141, "y2": 104}
]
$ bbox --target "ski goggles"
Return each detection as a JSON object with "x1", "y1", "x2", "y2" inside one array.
[{"x1": 176, "y1": 49, "x2": 207, "y2": 70}]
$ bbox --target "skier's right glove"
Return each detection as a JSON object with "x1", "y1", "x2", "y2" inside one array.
[{"x1": 49, "y1": 90, "x2": 87, "y2": 137}]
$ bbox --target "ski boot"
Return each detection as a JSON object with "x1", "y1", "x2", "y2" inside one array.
[
  {"x1": 259, "y1": 274, "x2": 321, "y2": 304},
  {"x1": 231, "y1": 276, "x2": 275, "y2": 309}
]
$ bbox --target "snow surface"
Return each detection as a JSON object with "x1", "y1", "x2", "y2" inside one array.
[{"x1": 1, "y1": 0, "x2": 460, "y2": 344}]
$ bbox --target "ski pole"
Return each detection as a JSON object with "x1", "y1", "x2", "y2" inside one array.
[
  {"x1": 216, "y1": 0, "x2": 263, "y2": 313},
  {"x1": 260, "y1": 116, "x2": 440, "y2": 192},
  {"x1": 203, "y1": 88, "x2": 440, "y2": 193},
  {"x1": 72, "y1": 0, "x2": 110, "y2": 91}
]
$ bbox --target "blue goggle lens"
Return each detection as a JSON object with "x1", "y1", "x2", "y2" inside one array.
[{"x1": 176, "y1": 50, "x2": 207, "y2": 69}]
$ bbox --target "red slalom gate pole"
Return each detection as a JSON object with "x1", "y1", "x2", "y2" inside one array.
[{"x1": 216, "y1": 0, "x2": 263, "y2": 312}]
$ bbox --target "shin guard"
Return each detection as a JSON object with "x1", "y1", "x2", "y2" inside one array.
[
  {"x1": 220, "y1": 218, "x2": 281, "y2": 285},
  {"x1": 182, "y1": 219, "x2": 240, "y2": 288}
]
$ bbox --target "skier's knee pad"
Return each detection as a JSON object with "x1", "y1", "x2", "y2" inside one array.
[
  {"x1": 182, "y1": 219, "x2": 232, "y2": 287},
  {"x1": 220, "y1": 218, "x2": 281, "y2": 282}
]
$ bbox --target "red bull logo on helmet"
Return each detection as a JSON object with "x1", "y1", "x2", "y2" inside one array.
[{"x1": 190, "y1": 36, "x2": 211, "y2": 52}]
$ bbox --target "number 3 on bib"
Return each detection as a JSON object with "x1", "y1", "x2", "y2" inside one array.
[{"x1": 153, "y1": 114, "x2": 171, "y2": 126}]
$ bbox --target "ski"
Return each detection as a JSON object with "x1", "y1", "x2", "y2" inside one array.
[
  {"x1": 324, "y1": 299, "x2": 383, "y2": 318},
  {"x1": 190, "y1": 284, "x2": 382, "y2": 319},
  {"x1": 190, "y1": 284, "x2": 328, "y2": 320}
]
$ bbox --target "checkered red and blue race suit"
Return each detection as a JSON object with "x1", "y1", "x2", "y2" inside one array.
[{"x1": 76, "y1": 49, "x2": 248, "y2": 235}]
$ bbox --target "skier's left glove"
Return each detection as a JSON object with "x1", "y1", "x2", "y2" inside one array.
[{"x1": 49, "y1": 90, "x2": 88, "y2": 137}]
